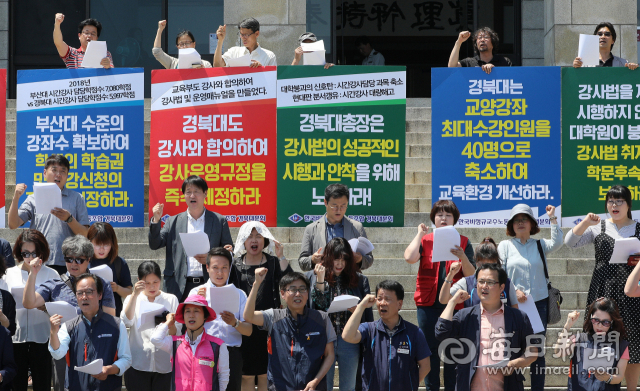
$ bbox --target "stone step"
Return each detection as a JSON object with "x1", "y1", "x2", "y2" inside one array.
[
  {"x1": 406, "y1": 107, "x2": 432, "y2": 121},
  {"x1": 405, "y1": 119, "x2": 431, "y2": 133},
  {"x1": 405, "y1": 171, "x2": 431, "y2": 186},
  {"x1": 407, "y1": 144, "x2": 431, "y2": 158},
  {"x1": 406, "y1": 132, "x2": 431, "y2": 145}
]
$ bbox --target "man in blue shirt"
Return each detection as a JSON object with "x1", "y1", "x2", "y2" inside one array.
[{"x1": 343, "y1": 280, "x2": 431, "y2": 391}]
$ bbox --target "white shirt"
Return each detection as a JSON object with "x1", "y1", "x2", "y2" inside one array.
[
  {"x1": 187, "y1": 209, "x2": 206, "y2": 277},
  {"x1": 188, "y1": 282, "x2": 247, "y2": 347},
  {"x1": 222, "y1": 44, "x2": 277, "y2": 67},
  {"x1": 121, "y1": 291, "x2": 179, "y2": 373},
  {"x1": 3, "y1": 264, "x2": 60, "y2": 343},
  {"x1": 151, "y1": 323, "x2": 230, "y2": 391}
]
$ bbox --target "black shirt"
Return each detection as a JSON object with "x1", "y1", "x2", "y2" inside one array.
[
  {"x1": 460, "y1": 54, "x2": 512, "y2": 68},
  {"x1": 597, "y1": 55, "x2": 614, "y2": 67}
]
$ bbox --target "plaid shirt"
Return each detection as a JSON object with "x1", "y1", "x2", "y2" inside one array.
[{"x1": 61, "y1": 46, "x2": 114, "y2": 69}]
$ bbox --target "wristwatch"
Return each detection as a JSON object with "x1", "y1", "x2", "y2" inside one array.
[
  {"x1": 65, "y1": 215, "x2": 73, "y2": 223},
  {"x1": 233, "y1": 319, "x2": 240, "y2": 328},
  {"x1": 606, "y1": 374, "x2": 613, "y2": 384}
]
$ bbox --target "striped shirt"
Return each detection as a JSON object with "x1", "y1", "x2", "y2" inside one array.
[{"x1": 61, "y1": 46, "x2": 114, "y2": 69}]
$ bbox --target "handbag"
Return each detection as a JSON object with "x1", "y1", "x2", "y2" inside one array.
[{"x1": 536, "y1": 240, "x2": 563, "y2": 324}]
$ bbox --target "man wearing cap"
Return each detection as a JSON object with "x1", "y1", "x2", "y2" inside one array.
[
  {"x1": 48, "y1": 273, "x2": 132, "y2": 391},
  {"x1": 151, "y1": 294, "x2": 230, "y2": 391},
  {"x1": 244, "y1": 271, "x2": 336, "y2": 391},
  {"x1": 291, "y1": 32, "x2": 334, "y2": 69}
]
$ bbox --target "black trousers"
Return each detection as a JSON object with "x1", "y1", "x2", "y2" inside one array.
[
  {"x1": 13, "y1": 341, "x2": 52, "y2": 391},
  {"x1": 123, "y1": 367, "x2": 171, "y2": 391},
  {"x1": 227, "y1": 346, "x2": 243, "y2": 391},
  {"x1": 181, "y1": 277, "x2": 206, "y2": 302}
]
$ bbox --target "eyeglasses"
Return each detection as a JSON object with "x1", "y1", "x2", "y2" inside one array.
[
  {"x1": 64, "y1": 257, "x2": 88, "y2": 264},
  {"x1": 48, "y1": 168, "x2": 68, "y2": 176},
  {"x1": 285, "y1": 287, "x2": 308, "y2": 294},
  {"x1": 20, "y1": 252, "x2": 38, "y2": 259},
  {"x1": 177, "y1": 41, "x2": 194, "y2": 48},
  {"x1": 590, "y1": 317, "x2": 612, "y2": 327},
  {"x1": 328, "y1": 204, "x2": 347, "y2": 211},
  {"x1": 93, "y1": 243, "x2": 111, "y2": 249},
  {"x1": 76, "y1": 289, "x2": 96, "y2": 298},
  {"x1": 239, "y1": 32, "x2": 255, "y2": 39},
  {"x1": 184, "y1": 191, "x2": 203, "y2": 197},
  {"x1": 81, "y1": 30, "x2": 98, "y2": 37},
  {"x1": 477, "y1": 279, "x2": 498, "y2": 287},
  {"x1": 513, "y1": 218, "x2": 529, "y2": 224},
  {"x1": 607, "y1": 199, "x2": 625, "y2": 206},
  {"x1": 476, "y1": 35, "x2": 491, "y2": 41},
  {"x1": 597, "y1": 32, "x2": 612, "y2": 37}
]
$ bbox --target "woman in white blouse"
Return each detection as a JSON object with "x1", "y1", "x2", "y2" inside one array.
[
  {"x1": 121, "y1": 261, "x2": 179, "y2": 391},
  {"x1": 3, "y1": 230, "x2": 59, "y2": 391},
  {"x1": 565, "y1": 185, "x2": 640, "y2": 390}
]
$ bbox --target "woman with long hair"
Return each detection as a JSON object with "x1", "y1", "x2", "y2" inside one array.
[{"x1": 308, "y1": 237, "x2": 372, "y2": 391}]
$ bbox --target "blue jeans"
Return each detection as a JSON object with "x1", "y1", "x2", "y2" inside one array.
[
  {"x1": 530, "y1": 299, "x2": 548, "y2": 391},
  {"x1": 326, "y1": 335, "x2": 360, "y2": 391},
  {"x1": 417, "y1": 306, "x2": 457, "y2": 391}
]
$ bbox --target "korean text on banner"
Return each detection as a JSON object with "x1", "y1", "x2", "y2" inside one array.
[
  {"x1": 277, "y1": 65, "x2": 406, "y2": 227},
  {"x1": 16, "y1": 68, "x2": 145, "y2": 227},
  {"x1": 431, "y1": 67, "x2": 561, "y2": 227},
  {"x1": 150, "y1": 67, "x2": 277, "y2": 226},
  {"x1": 562, "y1": 67, "x2": 640, "y2": 226}
]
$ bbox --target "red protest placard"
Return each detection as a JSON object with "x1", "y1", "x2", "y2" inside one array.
[{"x1": 150, "y1": 67, "x2": 277, "y2": 226}]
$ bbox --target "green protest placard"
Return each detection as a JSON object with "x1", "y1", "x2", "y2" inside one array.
[
  {"x1": 562, "y1": 67, "x2": 640, "y2": 226},
  {"x1": 276, "y1": 66, "x2": 406, "y2": 227}
]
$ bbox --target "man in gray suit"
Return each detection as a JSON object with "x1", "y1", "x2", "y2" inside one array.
[
  {"x1": 149, "y1": 175, "x2": 233, "y2": 301},
  {"x1": 298, "y1": 183, "x2": 374, "y2": 271}
]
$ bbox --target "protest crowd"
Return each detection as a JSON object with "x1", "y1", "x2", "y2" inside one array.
[{"x1": 0, "y1": 10, "x2": 636, "y2": 391}]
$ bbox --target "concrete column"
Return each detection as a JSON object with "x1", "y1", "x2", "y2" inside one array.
[
  {"x1": 223, "y1": 0, "x2": 307, "y2": 66},
  {"x1": 0, "y1": 0, "x2": 7, "y2": 70},
  {"x1": 522, "y1": 0, "x2": 545, "y2": 66},
  {"x1": 544, "y1": 0, "x2": 637, "y2": 66}
]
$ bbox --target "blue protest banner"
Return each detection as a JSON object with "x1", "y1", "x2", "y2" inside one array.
[
  {"x1": 431, "y1": 67, "x2": 561, "y2": 227},
  {"x1": 16, "y1": 68, "x2": 144, "y2": 227}
]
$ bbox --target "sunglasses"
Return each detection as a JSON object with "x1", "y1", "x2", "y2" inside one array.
[
  {"x1": 596, "y1": 32, "x2": 612, "y2": 37},
  {"x1": 20, "y1": 251, "x2": 38, "y2": 259},
  {"x1": 64, "y1": 257, "x2": 88, "y2": 264},
  {"x1": 590, "y1": 317, "x2": 612, "y2": 327}
]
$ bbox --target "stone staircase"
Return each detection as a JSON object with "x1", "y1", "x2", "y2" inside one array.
[{"x1": 2, "y1": 99, "x2": 598, "y2": 390}]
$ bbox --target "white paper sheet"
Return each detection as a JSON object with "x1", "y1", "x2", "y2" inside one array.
[
  {"x1": 609, "y1": 237, "x2": 640, "y2": 264},
  {"x1": 136, "y1": 300, "x2": 167, "y2": 330},
  {"x1": 89, "y1": 264, "x2": 113, "y2": 283},
  {"x1": 517, "y1": 294, "x2": 545, "y2": 333},
  {"x1": 578, "y1": 34, "x2": 600, "y2": 66},
  {"x1": 80, "y1": 41, "x2": 108, "y2": 68},
  {"x1": 179, "y1": 231, "x2": 211, "y2": 257},
  {"x1": 45, "y1": 301, "x2": 78, "y2": 324},
  {"x1": 583, "y1": 347, "x2": 616, "y2": 370},
  {"x1": 10, "y1": 286, "x2": 24, "y2": 310},
  {"x1": 178, "y1": 48, "x2": 202, "y2": 69},
  {"x1": 475, "y1": 358, "x2": 509, "y2": 368},
  {"x1": 303, "y1": 50, "x2": 326, "y2": 65},
  {"x1": 301, "y1": 40, "x2": 325, "y2": 52},
  {"x1": 34, "y1": 183, "x2": 62, "y2": 215},
  {"x1": 431, "y1": 226, "x2": 460, "y2": 263},
  {"x1": 327, "y1": 295, "x2": 360, "y2": 314},
  {"x1": 209, "y1": 33, "x2": 217, "y2": 54},
  {"x1": 348, "y1": 237, "x2": 375, "y2": 255},
  {"x1": 226, "y1": 54, "x2": 251, "y2": 67},
  {"x1": 207, "y1": 285, "x2": 240, "y2": 315},
  {"x1": 74, "y1": 359, "x2": 104, "y2": 375}
]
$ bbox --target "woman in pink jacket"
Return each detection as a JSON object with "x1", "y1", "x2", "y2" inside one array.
[{"x1": 151, "y1": 295, "x2": 230, "y2": 391}]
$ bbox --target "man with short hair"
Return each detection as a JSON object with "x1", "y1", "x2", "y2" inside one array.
[
  {"x1": 214, "y1": 18, "x2": 277, "y2": 68},
  {"x1": 343, "y1": 280, "x2": 431, "y2": 391},
  {"x1": 149, "y1": 175, "x2": 234, "y2": 302},
  {"x1": 298, "y1": 183, "x2": 373, "y2": 271},
  {"x1": 49, "y1": 273, "x2": 131, "y2": 391},
  {"x1": 53, "y1": 14, "x2": 113, "y2": 69},
  {"x1": 435, "y1": 263, "x2": 538, "y2": 391},
  {"x1": 356, "y1": 36, "x2": 385, "y2": 65},
  {"x1": 9, "y1": 154, "x2": 90, "y2": 274},
  {"x1": 243, "y1": 271, "x2": 335, "y2": 391},
  {"x1": 23, "y1": 235, "x2": 117, "y2": 391},
  {"x1": 448, "y1": 27, "x2": 511, "y2": 75},
  {"x1": 190, "y1": 247, "x2": 252, "y2": 391}
]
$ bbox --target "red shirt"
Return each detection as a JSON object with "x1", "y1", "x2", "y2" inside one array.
[{"x1": 61, "y1": 46, "x2": 114, "y2": 69}]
